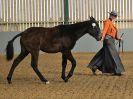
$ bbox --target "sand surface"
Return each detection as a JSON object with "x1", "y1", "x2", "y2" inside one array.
[{"x1": 0, "y1": 52, "x2": 133, "y2": 99}]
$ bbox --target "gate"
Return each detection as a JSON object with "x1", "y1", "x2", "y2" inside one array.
[{"x1": 0, "y1": 0, "x2": 133, "y2": 32}]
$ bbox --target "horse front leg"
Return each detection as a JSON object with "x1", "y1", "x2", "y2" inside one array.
[
  {"x1": 65, "y1": 51, "x2": 76, "y2": 82},
  {"x1": 61, "y1": 53, "x2": 67, "y2": 82}
]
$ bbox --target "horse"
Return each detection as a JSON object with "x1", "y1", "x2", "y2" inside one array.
[{"x1": 6, "y1": 17, "x2": 101, "y2": 84}]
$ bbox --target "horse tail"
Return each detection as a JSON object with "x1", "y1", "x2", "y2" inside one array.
[{"x1": 6, "y1": 33, "x2": 22, "y2": 61}]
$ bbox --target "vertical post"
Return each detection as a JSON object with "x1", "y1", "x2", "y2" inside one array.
[
  {"x1": 0, "y1": 0, "x2": 2, "y2": 32},
  {"x1": 64, "y1": 0, "x2": 69, "y2": 24}
]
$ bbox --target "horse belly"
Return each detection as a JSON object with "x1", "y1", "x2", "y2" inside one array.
[
  {"x1": 40, "y1": 37, "x2": 75, "y2": 53},
  {"x1": 40, "y1": 43, "x2": 63, "y2": 53}
]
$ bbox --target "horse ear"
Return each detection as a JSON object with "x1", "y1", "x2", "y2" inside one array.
[
  {"x1": 90, "y1": 16, "x2": 93, "y2": 20},
  {"x1": 90, "y1": 16, "x2": 95, "y2": 20}
]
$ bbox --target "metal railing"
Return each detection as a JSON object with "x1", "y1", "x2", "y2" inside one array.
[{"x1": 0, "y1": 0, "x2": 133, "y2": 32}]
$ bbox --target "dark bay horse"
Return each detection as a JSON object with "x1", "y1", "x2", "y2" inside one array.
[{"x1": 6, "y1": 17, "x2": 101, "y2": 84}]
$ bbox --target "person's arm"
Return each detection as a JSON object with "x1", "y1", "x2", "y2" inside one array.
[
  {"x1": 101, "y1": 21, "x2": 110, "y2": 41},
  {"x1": 115, "y1": 28, "x2": 122, "y2": 40},
  {"x1": 115, "y1": 32, "x2": 120, "y2": 40}
]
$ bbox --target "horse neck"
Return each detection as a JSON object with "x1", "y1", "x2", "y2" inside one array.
[
  {"x1": 69, "y1": 21, "x2": 90, "y2": 40},
  {"x1": 75, "y1": 27, "x2": 88, "y2": 40},
  {"x1": 60, "y1": 21, "x2": 90, "y2": 41}
]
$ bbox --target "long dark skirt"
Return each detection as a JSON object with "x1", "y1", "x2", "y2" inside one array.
[{"x1": 88, "y1": 35, "x2": 125, "y2": 74}]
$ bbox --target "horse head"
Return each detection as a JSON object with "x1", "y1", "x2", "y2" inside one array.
[{"x1": 87, "y1": 17, "x2": 101, "y2": 41}]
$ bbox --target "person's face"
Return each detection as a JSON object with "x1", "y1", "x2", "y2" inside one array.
[
  {"x1": 110, "y1": 15, "x2": 117, "y2": 20},
  {"x1": 112, "y1": 16, "x2": 117, "y2": 20}
]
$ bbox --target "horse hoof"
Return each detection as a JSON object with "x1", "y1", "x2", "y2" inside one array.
[
  {"x1": 64, "y1": 79, "x2": 68, "y2": 82},
  {"x1": 45, "y1": 81, "x2": 50, "y2": 84},
  {"x1": 61, "y1": 76, "x2": 65, "y2": 80},
  {"x1": 7, "y1": 77, "x2": 12, "y2": 84},
  {"x1": 7, "y1": 81, "x2": 12, "y2": 84}
]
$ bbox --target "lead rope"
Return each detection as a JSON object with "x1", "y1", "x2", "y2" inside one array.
[
  {"x1": 116, "y1": 33, "x2": 124, "y2": 54},
  {"x1": 121, "y1": 39, "x2": 124, "y2": 53},
  {"x1": 118, "y1": 39, "x2": 124, "y2": 54}
]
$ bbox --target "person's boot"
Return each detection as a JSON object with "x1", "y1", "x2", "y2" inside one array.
[
  {"x1": 89, "y1": 66, "x2": 97, "y2": 75},
  {"x1": 114, "y1": 73, "x2": 122, "y2": 76}
]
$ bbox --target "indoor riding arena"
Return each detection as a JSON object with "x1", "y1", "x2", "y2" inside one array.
[{"x1": 0, "y1": 0, "x2": 133, "y2": 99}]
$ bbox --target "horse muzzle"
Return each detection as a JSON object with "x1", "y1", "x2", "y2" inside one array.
[{"x1": 96, "y1": 34, "x2": 102, "y2": 41}]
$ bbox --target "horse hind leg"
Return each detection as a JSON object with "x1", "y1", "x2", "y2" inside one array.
[
  {"x1": 30, "y1": 51, "x2": 49, "y2": 84},
  {"x1": 61, "y1": 53, "x2": 67, "y2": 81},
  {"x1": 7, "y1": 46, "x2": 29, "y2": 84}
]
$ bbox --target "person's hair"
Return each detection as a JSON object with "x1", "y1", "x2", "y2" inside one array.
[{"x1": 110, "y1": 14, "x2": 117, "y2": 17}]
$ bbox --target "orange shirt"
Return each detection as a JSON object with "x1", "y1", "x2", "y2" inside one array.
[{"x1": 102, "y1": 19, "x2": 118, "y2": 39}]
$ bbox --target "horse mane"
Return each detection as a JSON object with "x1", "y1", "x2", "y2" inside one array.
[{"x1": 56, "y1": 20, "x2": 91, "y2": 32}]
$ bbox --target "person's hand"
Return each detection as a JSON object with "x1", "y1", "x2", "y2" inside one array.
[
  {"x1": 100, "y1": 37, "x2": 104, "y2": 42},
  {"x1": 118, "y1": 37, "x2": 123, "y2": 41},
  {"x1": 116, "y1": 37, "x2": 122, "y2": 41}
]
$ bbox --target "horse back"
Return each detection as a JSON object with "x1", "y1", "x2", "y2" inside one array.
[
  {"x1": 20, "y1": 27, "x2": 58, "y2": 47},
  {"x1": 20, "y1": 26, "x2": 76, "y2": 53}
]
